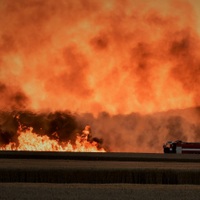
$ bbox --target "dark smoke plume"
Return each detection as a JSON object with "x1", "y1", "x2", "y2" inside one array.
[
  {"x1": 0, "y1": 82, "x2": 28, "y2": 111},
  {"x1": 0, "y1": 111, "x2": 80, "y2": 146}
]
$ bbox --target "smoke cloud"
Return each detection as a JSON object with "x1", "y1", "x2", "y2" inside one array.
[
  {"x1": 0, "y1": 0, "x2": 200, "y2": 152},
  {"x1": 77, "y1": 107, "x2": 200, "y2": 152},
  {"x1": 0, "y1": 110, "x2": 81, "y2": 146}
]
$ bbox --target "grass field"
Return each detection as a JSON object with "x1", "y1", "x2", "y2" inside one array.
[
  {"x1": 1, "y1": 154, "x2": 200, "y2": 199},
  {"x1": 0, "y1": 159, "x2": 200, "y2": 184}
]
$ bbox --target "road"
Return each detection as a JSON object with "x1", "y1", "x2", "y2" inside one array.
[{"x1": 1, "y1": 183, "x2": 200, "y2": 200}]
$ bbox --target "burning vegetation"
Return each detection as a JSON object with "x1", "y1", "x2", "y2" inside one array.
[{"x1": 0, "y1": 111, "x2": 105, "y2": 152}]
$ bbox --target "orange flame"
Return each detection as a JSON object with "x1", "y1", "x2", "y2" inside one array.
[{"x1": 0, "y1": 126, "x2": 105, "y2": 152}]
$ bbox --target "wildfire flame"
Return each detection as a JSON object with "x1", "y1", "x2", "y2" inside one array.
[{"x1": 0, "y1": 125, "x2": 105, "y2": 152}]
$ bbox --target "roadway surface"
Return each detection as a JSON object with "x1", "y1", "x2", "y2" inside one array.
[{"x1": 1, "y1": 183, "x2": 200, "y2": 200}]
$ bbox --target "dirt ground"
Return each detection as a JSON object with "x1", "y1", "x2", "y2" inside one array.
[{"x1": 0, "y1": 183, "x2": 200, "y2": 200}]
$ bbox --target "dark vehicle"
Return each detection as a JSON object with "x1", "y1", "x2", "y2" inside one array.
[{"x1": 163, "y1": 140, "x2": 200, "y2": 154}]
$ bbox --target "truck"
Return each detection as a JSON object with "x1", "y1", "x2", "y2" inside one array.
[{"x1": 163, "y1": 140, "x2": 200, "y2": 154}]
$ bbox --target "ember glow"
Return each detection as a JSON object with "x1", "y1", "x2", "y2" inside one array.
[{"x1": 1, "y1": 0, "x2": 200, "y2": 152}]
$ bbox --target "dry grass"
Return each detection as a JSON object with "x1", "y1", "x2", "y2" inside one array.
[
  {"x1": 1, "y1": 158, "x2": 200, "y2": 199},
  {"x1": 0, "y1": 159, "x2": 200, "y2": 184},
  {"x1": 0, "y1": 169, "x2": 198, "y2": 184}
]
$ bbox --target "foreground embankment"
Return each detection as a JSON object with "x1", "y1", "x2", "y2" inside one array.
[{"x1": 0, "y1": 152, "x2": 199, "y2": 185}]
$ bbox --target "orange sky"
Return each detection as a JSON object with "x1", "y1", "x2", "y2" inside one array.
[{"x1": 0, "y1": 0, "x2": 200, "y2": 115}]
